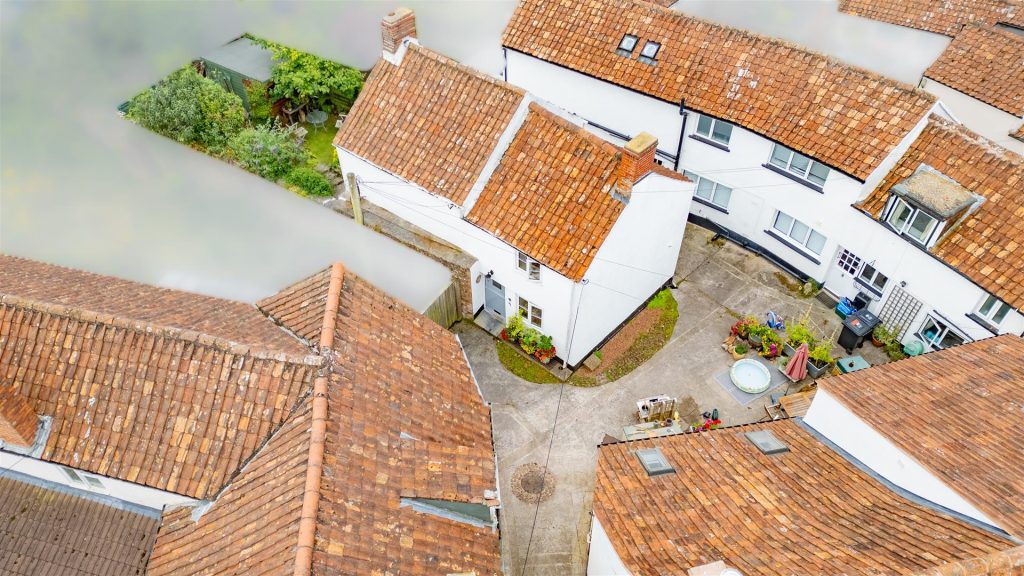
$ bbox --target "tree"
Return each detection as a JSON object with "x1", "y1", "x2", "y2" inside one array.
[
  {"x1": 249, "y1": 36, "x2": 363, "y2": 111},
  {"x1": 127, "y1": 66, "x2": 246, "y2": 152}
]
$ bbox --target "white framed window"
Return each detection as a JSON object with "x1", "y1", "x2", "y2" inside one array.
[
  {"x1": 638, "y1": 41, "x2": 661, "y2": 64},
  {"x1": 617, "y1": 34, "x2": 638, "y2": 56},
  {"x1": 975, "y1": 294, "x2": 1011, "y2": 326},
  {"x1": 885, "y1": 197, "x2": 939, "y2": 245},
  {"x1": 694, "y1": 115, "x2": 733, "y2": 146},
  {"x1": 772, "y1": 211, "x2": 826, "y2": 255},
  {"x1": 917, "y1": 314, "x2": 967, "y2": 350},
  {"x1": 857, "y1": 263, "x2": 888, "y2": 294},
  {"x1": 836, "y1": 249, "x2": 862, "y2": 274},
  {"x1": 683, "y1": 171, "x2": 732, "y2": 209},
  {"x1": 60, "y1": 466, "x2": 83, "y2": 484},
  {"x1": 517, "y1": 251, "x2": 540, "y2": 281},
  {"x1": 768, "y1": 144, "x2": 830, "y2": 187},
  {"x1": 518, "y1": 297, "x2": 542, "y2": 328},
  {"x1": 60, "y1": 466, "x2": 106, "y2": 491}
]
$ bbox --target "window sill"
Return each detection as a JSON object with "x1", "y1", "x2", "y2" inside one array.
[
  {"x1": 762, "y1": 163, "x2": 824, "y2": 193},
  {"x1": 854, "y1": 277, "x2": 884, "y2": 298},
  {"x1": 689, "y1": 134, "x2": 730, "y2": 152},
  {"x1": 692, "y1": 196, "x2": 729, "y2": 214},
  {"x1": 965, "y1": 313, "x2": 1000, "y2": 336},
  {"x1": 764, "y1": 229, "x2": 822, "y2": 265}
]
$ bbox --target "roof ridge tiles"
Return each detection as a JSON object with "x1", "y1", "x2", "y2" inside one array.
[{"x1": 0, "y1": 293, "x2": 322, "y2": 365}]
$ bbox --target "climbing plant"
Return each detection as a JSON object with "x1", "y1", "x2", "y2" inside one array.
[{"x1": 248, "y1": 35, "x2": 363, "y2": 112}]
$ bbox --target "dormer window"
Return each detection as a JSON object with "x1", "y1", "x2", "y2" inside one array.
[
  {"x1": 886, "y1": 198, "x2": 938, "y2": 245},
  {"x1": 638, "y1": 41, "x2": 661, "y2": 64},
  {"x1": 617, "y1": 34, "x2": 639, "y2": 56}
]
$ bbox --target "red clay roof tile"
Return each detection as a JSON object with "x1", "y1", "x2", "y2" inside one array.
[
  {"x1": 502, "y1": 0, "x2": 937, "y2": 181},
  {"x1": 838, "y1": 0, "x2": 1024, "y2": 36},
  {"x1": 856, "y1": 116, "x2": 1024, "y2": 310},
  {"x1": 925, "y1": 24, "x2": 1024, "y2": 116},
  {"x1": 820, "y1": 335, "x2": 1024, "y2": 539}
]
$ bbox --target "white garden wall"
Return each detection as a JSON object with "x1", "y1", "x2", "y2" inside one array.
[
  {"x1": 804, "y1": 389, "x2": 1001, "y2": 529},
  {"x1": 0, "y1": 451, "x2": 196, "y2": 510}
]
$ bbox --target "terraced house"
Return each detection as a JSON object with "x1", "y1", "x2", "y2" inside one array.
[
  {"x1": 589, "y1": 336, "x2": 1024, "y2": 575},
  {"x1": 0, "y1": 256, "x2": 501, "y2": 575},
  {"x1": 501, "y1": 0, "x2": 1024, "y2": 351},
  {"x1": 334, "y1": 10, "x2": 695, "y2": 367}
]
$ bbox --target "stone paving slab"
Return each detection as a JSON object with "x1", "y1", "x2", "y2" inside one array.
[{"x1": 457, "y1": 225, "x2": 890, "y2": 576}]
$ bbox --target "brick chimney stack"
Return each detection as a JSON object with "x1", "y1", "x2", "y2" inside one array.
[
  {"x1": 617, "y1": 132, "x2": 658, "y2": 198},
  {"x1": 0, "y1": 385, "x2": 38, "y2": 449},
  {"x1": 382, "y1": 7, "x2": 417, "y2": 56}
]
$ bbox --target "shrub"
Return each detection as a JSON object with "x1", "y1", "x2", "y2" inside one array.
[
  {"x1": 505, "y1": 313, "x2": 525, "y2": 343},
  {"x1": 809, "y1": 343, "x2": 835, "y2": 366},
  {"x1": 785, "y1": 321, "x2": 817, "y2": 348},
  {"x1": 249, "y1": 36, "x2": 363, "y2": 111},
  {"x1": 227, "y1": 124, "x2": 309, "y2": 180},
  {"x1": 285, "y1": 167, "x2": 333, "y2": 197},
  {"x1": 885, "y1": 341, "x2": 908, "y2": 361},
  {"x1": 244, "y1": 79, "x2": 274, "y2": 126},
  {"x1": 127, "y1": 65, "x2": 246, "y2": 152},
  {"x1": 734, "y1": 343, "x2": 749, "y2": 355}
]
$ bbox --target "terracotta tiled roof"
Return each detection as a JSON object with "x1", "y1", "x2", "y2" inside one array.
[
  {"x1": 150, "y1": 266, "x2": 500, "y2": 575},
  {"x1": 0, "y1": 259, "x2": 320, "y2": 499},
  {"x1": 819, "y1": 335, "x2": 1024, "y2": 539},
  {"x1": 466, "y1": 104, "x2": 627, "y2": 281},
  {"x1": 925, "y1": 24, "x2": 1024, "y2": 116},
  {"x1": 0, "y1": 475, "x2": 160, "y2": 576},
  {"x1": 334, "y1": 43, "x2": 524, "y2": 206},
  {"x1": 593, "y1": 420, "x2": 1013, "y2": 576},
  {"x1": 837, "y1": 0, "x2": 1024, "y2": 36},
  {"x1": 0, "y1": 254, "x2": 308, "y2": 356},
  {"x1": 1013, "y1": 123, "x2": 1024, "y2": 141},
  {"x1": 502, "y1": 0, "x2": 936, "y2": 181},
  {"x1": 148, "y1": 397, "x2": 314, "y2": 575},
  {"x1": 856, "y1": 116, "x2": 1024, "y2": 309},
  {"x1": 914, "y1": 545, "x2": 1024, "y2": 575}
]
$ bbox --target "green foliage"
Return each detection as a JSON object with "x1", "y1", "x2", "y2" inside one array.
[
  {"x1": 285, "y1": 167, "x2": 333, "y2": 197},
  {"x1": 809, "y1": 343, "x2": 835, "y2": 366},
  {"x1": 244, "y1": 79, "x2": 273, "y2": 126},
  {"x1": 249, "y1": 35, "x2": 363, "y2": 111},
  {"x1": 227, "y1": 124, "x2": 309, "y2": 180},
  {"x1": 519, "y1": 328, "x2": 540, "y2": 355},
  {"x1": 647, "y1": 289, "x2": 675, "y2": 310},
  {"x1": 536, "y1": 334, "x2": 554, "y2": 353},
  {"x1": 496, "y1": 341, "x2": 560, "y2": 384},
  {"x1": 127, "y1": 65, "x2": 246, "y2": 151},
  {"x1": 785, "y1": 321, "x2": 817, "y2": 348},
  {"x1": 746, "y1": 322, "x2": 773, "y2": 341},
  {"x1": 734, "y1": 343, "x2": 749, "y2": 355},
  {"x1": 594, "y1": 350, "x2": 603, "y2": 360},
  {"x1": 885, "y1": 341, "x2": 908, "y2": 361},
  {"x1": 505, "y1": 313, "x2": 525, "y2": 342}
]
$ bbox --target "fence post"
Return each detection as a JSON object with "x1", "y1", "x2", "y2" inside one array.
[{"x1": 347, "y1": 173, "x2": 363, "y2": 226}]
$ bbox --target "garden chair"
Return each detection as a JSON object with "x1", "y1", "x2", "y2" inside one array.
[{"x1": 335, "y1": 114, "x2": 348, "y2": 129}]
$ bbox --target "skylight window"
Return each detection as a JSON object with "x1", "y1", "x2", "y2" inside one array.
[
  {"x1": 617, "y1": 34, "x2": 639, "y2": 56},
  {"x1": 745, "y1": 430, "x2": 789, "y2": 455},
  {"x1": 635, "y1": 447, "x2": 674, "y2": 476},
  {"x1": 639, "y1": 41, "x2": 661, "y2": 64}
]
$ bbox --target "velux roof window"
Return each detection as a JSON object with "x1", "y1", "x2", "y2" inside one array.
[
  {"x1": 639, "y1": 41, "x2": 661, "y2": 64},
  {"x1": 635, "y1": 447, "x2": 674, "y2": 476},
  {"x1": 617, "y1": 34, "x2": 639, "y2": 56}
]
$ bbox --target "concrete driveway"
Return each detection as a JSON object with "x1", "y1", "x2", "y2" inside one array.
[{"x1": 456, "y1": 226, "x2": 869, "y2": 576}]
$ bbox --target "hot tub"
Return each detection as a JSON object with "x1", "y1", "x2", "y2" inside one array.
[{"x1": 730, "y1": 358, "x2": 771, "y2": 394}]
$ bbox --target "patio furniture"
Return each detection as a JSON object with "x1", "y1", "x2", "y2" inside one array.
[
  {"x1": 730, "y1": 358, "x2": 771, "y2": 394},
  {"x1": 636, "y1": 395, "x2": 676, "y2": 423},
  {"x1": 335, "y1": 114, "x2": 348, "y2": 129},
  {"x1": 283, "y1": 102, "x2": 306, "y2": 125},
  {"x1": 837, "y1": 355, "x2": 870, "y2": 374},
  {"x1": 307, "y1": 109, "x2": 328, "y2": 131}
]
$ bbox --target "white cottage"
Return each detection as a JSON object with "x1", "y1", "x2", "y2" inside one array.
[
  {"x1": 501, "y1": 0, "x2": 1024, "y2": 350},
  {"x1": 334, "y1": 9, "x2": 694, "y2": 367}
]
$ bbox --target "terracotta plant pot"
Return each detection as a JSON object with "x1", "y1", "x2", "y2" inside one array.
[
  {"x1": 806, "y1": 360, "x2": 831, "y2": 379},
  {"x1": 871, "y1": 335, "x2": 884, "y2": 347}
]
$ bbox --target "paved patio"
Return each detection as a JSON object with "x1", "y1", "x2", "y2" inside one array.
[{"x1": 456, "y1": 225, "x2": 887, "y2": 576}]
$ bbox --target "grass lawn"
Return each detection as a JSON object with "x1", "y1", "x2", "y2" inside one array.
[
  {"x1": 300, "y1": 114, "x2": 339, "y2": 167},
  {"x1": 496, "y1": 341, "x2": 561, "y2": 384}
]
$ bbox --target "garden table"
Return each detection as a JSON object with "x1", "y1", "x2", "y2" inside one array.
[{"x1": 307, "y1": 109, "x2": 328, "y2": 131}]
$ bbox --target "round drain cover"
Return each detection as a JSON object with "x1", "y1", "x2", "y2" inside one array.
[{"x1": 511, "y1": 463, "x2": 555, "y2": 503}]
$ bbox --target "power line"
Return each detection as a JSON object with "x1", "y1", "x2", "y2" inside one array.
[{"x1": 518, "y1": 380, "x2": 566, "y2": 576}]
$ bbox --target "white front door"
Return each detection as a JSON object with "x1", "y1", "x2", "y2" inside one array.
[
  {"x1": 484, "y1": 277, "x2": 505, "y2": 320},
  {"x1": 824, "y1": 247, "x2": 865, "y2": 301}
]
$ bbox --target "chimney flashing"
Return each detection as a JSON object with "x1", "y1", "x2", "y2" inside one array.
[{"x1": 0, "y1": 415, "x2": 52, "y2": 458}]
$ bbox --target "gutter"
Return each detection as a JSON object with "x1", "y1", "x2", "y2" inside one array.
[
  {"x1": 293, "y1": 262, "x2": 345, "y2": 576},
  {"x1": 673, "y1": 99, "x2": 687, "y2": 171}
]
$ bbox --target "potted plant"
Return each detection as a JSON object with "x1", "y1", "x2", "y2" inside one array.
[
  {"x1": 784, "y1": 320, "x2": 817, "y2": 357},
  {"x1": 534, "y1": 335, "x2": 556, "y2": 364},
  {"x1": 807, "y1": 343, "x2": 835, "y2": 378},
  {"x1": 759, "y1": 330, "x2": 782, "y2": 359},
  {"x1": 748, "y1": 323, "x2": 768, "y2": 346},
  {"x1": 871, "y1": 324, "x2": 890, "y2": 347},
  {"x1": 731, "y1": 316, "x2": 758, "y2": 341},
  {"x1": 885, "y1": 340, "x2": 908, "y2": 361},
  {"x1": 505, "y1": 313, "x2": 525, "y2": 344},
  {"x1": 520, "y1": 327, "x2": 540, "y2": 355}
]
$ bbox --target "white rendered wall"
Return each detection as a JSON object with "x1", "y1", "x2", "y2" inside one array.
[
  {"x1": 587, "y1": 516, "x2": 633, "y2": 576},
  {"x1": 0, "y1": 451, "x2": 196, "y2": 510},
  {"x1": 337, "y1": 148, "x2": 576, "y2": 357},
  {"x1": 569, "y1": 172, "x2": 694, "y2": 364},
  {"x1": 804, "y1": 389, "x2": 1001, "y2": 529},
  {"x1": 922, "y1": 80, "x2": 1024, "y2": 154}
]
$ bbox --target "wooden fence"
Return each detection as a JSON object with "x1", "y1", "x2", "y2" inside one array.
[{"x1": 423, "y1": 281, "x2": 462, "y2": 328}]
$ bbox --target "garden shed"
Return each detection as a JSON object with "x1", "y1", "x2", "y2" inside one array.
[{"x1": 199, "y1": 37, "x2": 273, "y2": 111}]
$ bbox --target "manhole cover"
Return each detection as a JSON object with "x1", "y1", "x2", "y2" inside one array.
[{"x1": 511, "y1": 463, "x2": 555, "y2": 503}]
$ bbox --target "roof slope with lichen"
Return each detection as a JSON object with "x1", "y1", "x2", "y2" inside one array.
[
  {"x1": 857, "y1": 116, "x2": 1024, "y2": 310},
  {"x1": 925, "y1": 24, "x2": 1024, "y2": 116},
  {"x1": 838, "y1": 0, "x2": 1024, "y2": 36},
  {"x1": 593, "y1": 420, "x2": 1013, "y2": 575},
  {"x1": 502, "y1": 0, "x2": 936, "y2": 181}
]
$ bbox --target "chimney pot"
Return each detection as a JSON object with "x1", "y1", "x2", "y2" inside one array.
[
  {"x1": 617, "y1": 132, "x2": 658, "y2": 198},
  {"x1": 0, "y1": 385, "x2": 38, "y2": 449},
  {"x1": 381, "y1": 7, "x2": 417, "y2": 56}
]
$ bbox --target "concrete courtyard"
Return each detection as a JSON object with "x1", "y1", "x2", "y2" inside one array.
[{"x1": 456, "y1": 225, "x2": 885, "y2": 575}]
